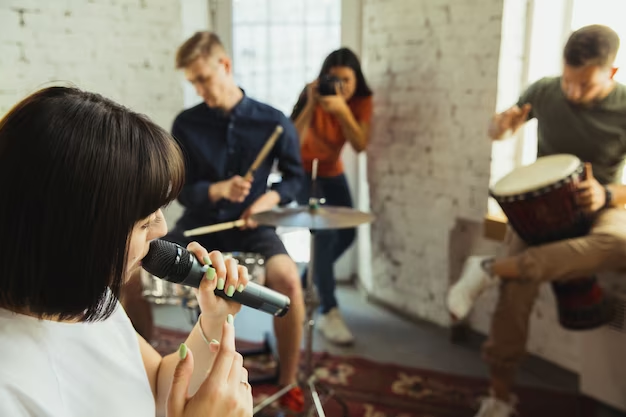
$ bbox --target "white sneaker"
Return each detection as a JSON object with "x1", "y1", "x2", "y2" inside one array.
[
  {"x1": 447, "y1": 256, "x2": 499, "y2": 320},
  {"x1": 317, "y1": 308, "x2": 354, "y2": 346},
  {"x1": 475, "y1": 393, "x2": 518, "y2": 417}
]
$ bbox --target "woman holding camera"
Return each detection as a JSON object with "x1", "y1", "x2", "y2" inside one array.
[{"x1": 291, "y1": 47, "x2": 373, "y2": 345}]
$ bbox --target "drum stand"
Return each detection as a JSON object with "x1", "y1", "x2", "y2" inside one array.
[{"x1": 253, "y1": 197, "x2": 337, "y2": 415}]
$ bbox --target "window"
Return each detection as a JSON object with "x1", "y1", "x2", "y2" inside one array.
[
  {"x1": 230, "y1": 0, "x2": 342, "y2": 262},
  {"x1": 524, "y1": 0, "x2": 626, "y2": 181},
  {"x1": 570, "y1": 0, "x2": 626, "y2": 184},
  {"x1": 570, "y1": 0, "x2": 626, "y2": 86},
  {"x1": 232, "y1": 0, "x2": 342, "y2": 115}
]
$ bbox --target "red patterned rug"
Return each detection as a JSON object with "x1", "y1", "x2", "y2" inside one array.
[{"x1": 152, "y1": 327, "x2": 598, "y2": 417}]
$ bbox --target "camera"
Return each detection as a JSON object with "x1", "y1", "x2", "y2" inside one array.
[{"x1": 317, "y1": 75, "x2": 342, "y2": 96}]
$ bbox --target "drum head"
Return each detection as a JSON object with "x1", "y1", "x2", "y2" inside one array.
[{"x1": 491, "y1": 154, "x2": 581, "y2": 197}]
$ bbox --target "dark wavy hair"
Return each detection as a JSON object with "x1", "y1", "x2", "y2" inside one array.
[
  {"x1": 318, "y1": 48, "x2": 372, "y2": 97},
  {"x1": 291, "y1": 47, "x2": 372, "y2": 120},
  {"x1": 0, "y1": 86, "x2": 184, "y2": 321}
]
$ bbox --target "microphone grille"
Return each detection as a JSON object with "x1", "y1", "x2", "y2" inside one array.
[{"x1": 142, "y1": 239, "x2": 193, "y2": 283}]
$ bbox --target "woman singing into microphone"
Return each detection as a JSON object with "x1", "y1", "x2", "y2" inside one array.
[
  {"x1": 0, "y1": 86, "x2": 252, "y2": 417},
  {"x1": 291, "y1": 48, "x2": 373, "y2": 345}
]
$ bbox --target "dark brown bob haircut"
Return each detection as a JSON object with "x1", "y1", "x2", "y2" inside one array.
[{"x1": 0, "y1": 86, "x2": 184, "y2": 321}]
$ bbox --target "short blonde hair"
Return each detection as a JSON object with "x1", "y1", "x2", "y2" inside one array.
[{"x1": 175, "y1": 31, "x2": 224, "y2": 69}]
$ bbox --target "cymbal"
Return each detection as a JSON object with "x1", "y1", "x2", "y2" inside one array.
[{"x1": 251, "y1": 205, "x2": 375, "y2": 230}]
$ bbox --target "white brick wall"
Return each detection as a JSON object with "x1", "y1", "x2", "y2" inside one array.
[
  {"x1": 0, "y1": 0, "x2": 183, "y2": 131},
  {"x1": 363, "y1": 0, "x2": 503, "y2": 326}
]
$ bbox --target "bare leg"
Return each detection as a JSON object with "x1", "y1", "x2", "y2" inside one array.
[
  {"x1": 265, "y1": 254, "x2": 304, "y2": 385},
  {"x1": 491, "y1": 256, "x2": 522, "y2": 279}
]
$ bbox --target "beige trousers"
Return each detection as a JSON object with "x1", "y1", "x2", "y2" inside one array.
[{"x1": 482, "y1": 207, "x2": 626, "y2": 370}]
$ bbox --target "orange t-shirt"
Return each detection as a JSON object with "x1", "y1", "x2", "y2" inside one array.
[{"x1": 300, "y1": 96, "x2": 373, "y2": 177}]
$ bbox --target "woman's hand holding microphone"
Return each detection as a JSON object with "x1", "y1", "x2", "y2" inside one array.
[{"x1": 166, "y1": 245, "x2": 253, "y2": 417}]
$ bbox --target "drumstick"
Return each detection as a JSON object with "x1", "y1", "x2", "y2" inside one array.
[
  {"x1": 312, "y1": 158, "x2": 318, "y2": 180},
  {"x1": 243, "y1": 125, "x2": 283, "y2": 181},
  {"x1": 183, "y1": 219, "x2": 246, "y2": 237},
  {"x1": 311, "y1": 158, "x2": 319, "y2": 206}
]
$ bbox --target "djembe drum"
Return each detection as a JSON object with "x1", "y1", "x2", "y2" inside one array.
[{"x1": 490, "y1": 154, "x2": 614, "y2": 330}]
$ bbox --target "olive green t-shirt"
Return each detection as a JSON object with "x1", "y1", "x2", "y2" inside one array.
[{"x1": 518, "y1": 76, "x2": 626, "y2": 185}]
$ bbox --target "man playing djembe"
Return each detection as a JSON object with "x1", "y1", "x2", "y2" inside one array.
[{"x1": 448, "y1": 24, "x2": 626, "y2": 417}]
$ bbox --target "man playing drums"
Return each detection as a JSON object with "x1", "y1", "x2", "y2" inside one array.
[
  {"x1": 448, "y1": 24, "x2": 626, "y2": 416},
  {"x1": 164, "y1": 31, "x2": 307, "y2": 411}
]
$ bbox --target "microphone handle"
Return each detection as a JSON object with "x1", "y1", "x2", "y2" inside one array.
[{"x1": 177, "y1": 257, "x2": 291, "y2": 317}]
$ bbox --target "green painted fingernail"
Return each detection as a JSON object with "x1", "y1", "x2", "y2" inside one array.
[
  {"x1": 178, "y1": 343, "x2": 188, "y2": 360},
  {"x1": 210, "y1": 339, "x2": 219, "y2": 344},
  {"x1": 217, "y1": 278, "x2": 225, "y2": 290},
  {"x1": 205, "y1": 268, "x2": 216, "y2": 281},
  {"x1": 227, "y1": 314, "x2": 234, "y2": 325},
  {"x1": 226, "y1": 285, "x2": 235, "y2": 297},
  {"x1": 203, "y1": 256, "x2": 211, "y2": 265},
  {"x1": 237, "y1": 284, "x2": 245, "y2": 293}
]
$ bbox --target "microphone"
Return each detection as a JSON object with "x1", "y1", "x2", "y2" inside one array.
[{"x1": 142, "y1": 239, "x2": 290, "y2": 317}]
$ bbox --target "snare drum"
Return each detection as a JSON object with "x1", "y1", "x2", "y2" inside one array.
[
  {"x1": 491, "y1": 154, "x2": 614, "y2": 330},
  {"x1": 141, "y1": 252, "x2": 266, "y2": 308}
]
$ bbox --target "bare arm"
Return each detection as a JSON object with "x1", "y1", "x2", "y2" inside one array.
[
  {"x1": 607, "y1": 183, "x2": 626, "y2": 206},
  {"x1": 293, "y1": 83, "x2": 318, "y2": 145},
  {"x1": 140, "y1": 246, "x2": 249, "y2": 416},
  {"x1": 166, "y1": 317, "x2": 252, "y2": 417},
  {"x1": 239, "y1": 190, "x2": 281, "y2": 229},
  {"x1": 487, "y1": 103, "x2": 532, "y2": 140},
  {"x1": 209, "y1": 176, "x2": 252, "y2": 203},
  {"x1": 294, "y1": 106, "x2": 314, "y2": 145},
  {"x1": 140, "y1": 314, "x2": 225, "y2": 416},
  {"x1": 334, "y1": 109, "x2": 369, "y2": 153},
  {"x1": 576, "y1": 163, "x2": 626, "y2": 213}
]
